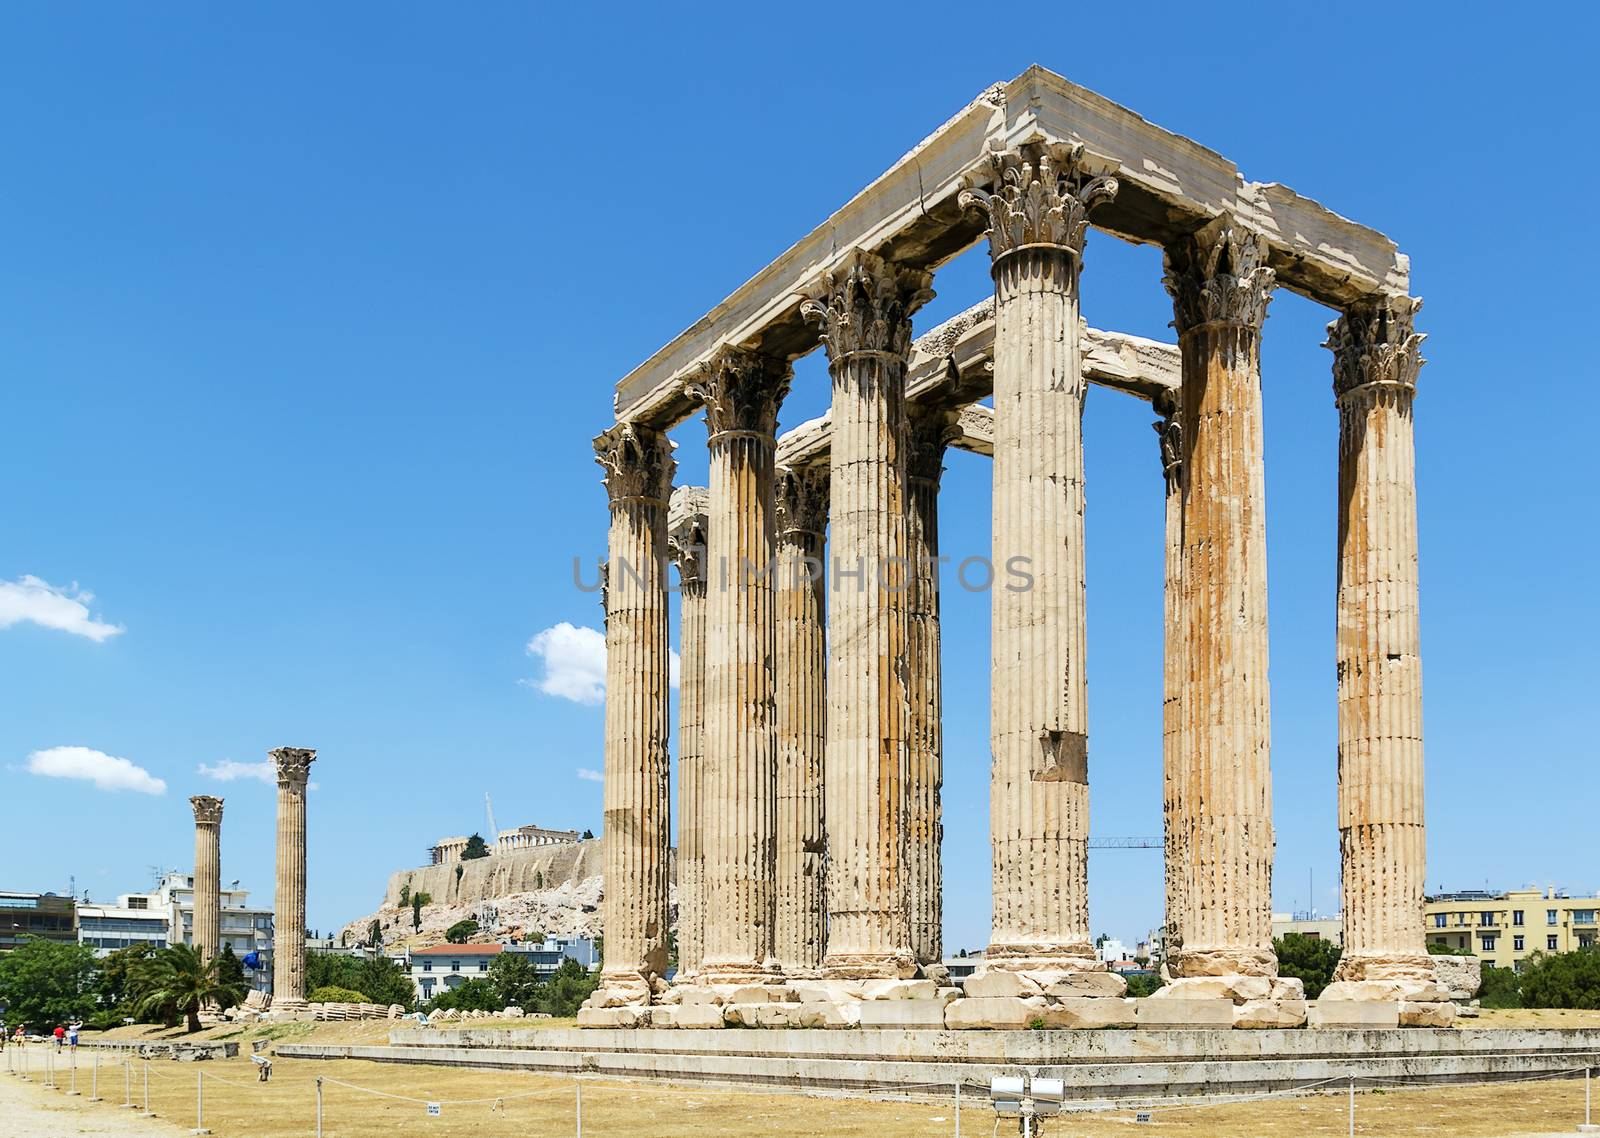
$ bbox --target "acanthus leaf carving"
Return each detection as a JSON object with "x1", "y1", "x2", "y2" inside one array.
[
  {"x1": 668, "y1": 486, "x2": 710, "y2": 589},
  {"x1": 774, "y1": 463, "x2": 829, "y2": 538},
  {"x1": 1162, "y1": 214, "x2": 1276, "y2": 334},
  {"x1": 800, "y1": 248, "x2": 934, "y2": 366},
  {"x1": 593, "y1": 421, "x2": 676, "y2": 505},
  {"x1": 189, "y1": 795, "x2": 224, "y2": 824},
  {"x1": 959, "y1": 141, "x2": 1118, "y2": 264},
  {"x1": 1325, "y1": 294, "x2": 1425, "y2": 401},
  {"x1": 686, "y1": 345, "x2": 791, "y2": 441},
  {"x1": 270, "y1": 747, "x2": 317, "y2": 789}
]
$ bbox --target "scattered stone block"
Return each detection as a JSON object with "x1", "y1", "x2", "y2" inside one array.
[
  {"x1": 1151, "y1": 975, "x2": 1270, "y2": 1002},
  {"x1": 672, "y1": 1004, "x2": 726, "y2": 1029},
  {"x1": 962, "y1": 971, "x2": 1040, "y2": 999},
  {"x1": 857, "y1": 978, "x2": 938, "y2": 1001},
  {"x1": 577, "y1": 1006, "x2": 651, "y2": 1028},
  {"x1": 721, "y1": 1004, "x2": 765, "y2": 1028},
  {"x1": 1135, "y1": 998, "x2": 1235, "y2": 1028},
  {"x1": 1308, "y1": 1000, "x2": 1399, "y2": 1028},
  {"x1": 1399, "y1": 1001, "x2": 1456, "y2": 1028},
  {"x1": 1233, "y1": 1000, "x2": 1307, "y2": 1029},
  {"x1": 858, "y1": 999, "x2": 949, "y2": 1028},
  {"x1": 1041, "y1": 972, "x2": 1128, "y2": 998},
  {"x1": 944, "y1": 996, "x2": 1047, "y2": 1030},
  {"x1": 1043, "y1": 997, "x2": 1136, "y2": 1029},
  {"x1": 793, "y1": 1001, "x2": 860, "y2": 1029}
]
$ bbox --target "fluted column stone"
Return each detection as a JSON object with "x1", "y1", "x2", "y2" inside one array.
[
  {"x1": 189, "y1": 796, "x2": 223, "y2": 963},
  {"x1": 1161, "y1": 215, "x2": 1290, "y2": 1000},
  {"x1": 668, "y1": 486, "x2": 709, "y2": 980},
  {"x1": 1153, "y1": 394, "x2": 1186, "y2": 971},
  {"x1": 1323, "y1": 296, "x2": 1444, "y2": 1007},
  {"x1": 593, "y1": 422, "x2": 675, "y2": 1002},
  {"x1": 961, "y1": 143, "x2": 1117, "y2": 980},
  {"x1": 802, "y1": 248, "x2": 932, "y2": 980},
  {"x1": 905, "y1": 406, "x2": 952, "y2": 969},
  {"x1": 688, "y1": 348, "x2": 791, "y2": 984},
  {"x1": 774, "y1": 463, "x2": 829, "y2": 973},
  {"x1": 271, "y1": 747, "x2": 315, "y2": 1005}
]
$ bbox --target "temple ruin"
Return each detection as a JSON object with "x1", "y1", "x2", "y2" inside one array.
[{"x1": 585, "y1": 66, "x2": 1448, "y2": 1030}]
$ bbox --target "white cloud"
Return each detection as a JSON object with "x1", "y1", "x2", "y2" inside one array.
[
  {"x1": 0, "y1": 576, "x2": 124, "y2": 642},
  {"x1": 523, "y1": 622, "x2": 681, "y2": 705},
  {"x1": 26, "y1": 746, "x2": 165, "y2": 795},
  {"x1": 576, "y1": 768, "x2": 603, "y2": 783},
  {"x1": 197, "y1": 759, "x2": 275, "y2": 784}
]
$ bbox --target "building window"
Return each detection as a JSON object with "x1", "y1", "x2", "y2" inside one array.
[
  {"x1": 451, "y1": 962, "x2": 460, "y2": 972},
  {"x1": 1480, "y1": 935, "x2": 1497, "y2": 951},
  {"x1": 421, "y1": 980, "x2": 434, "y2": 997},
  {"x1": 1580, "y1": 934, "x2": 1596, "y2": 949},
  {"x1": 1480, "y1": 912, "x2": 1497, "y2": 927},
  {"x1": 1434, "y1": 914, "x2": 1447, "y2": 928},
  {"x1": 1514, "y1": 936, "x2": 1524, "y2": 951},
  {"x1": 422, "y1": 962, "x2": 432, "y2": 973},
  {"x1": 1548, "y1": 910, "x2": 1559, "y2": 925},
  {"x1": 478, "y1": 962, "x2": 488, "y2": 972},
  {"x1": 1513, "y1": 910, "x2": 1524, "y2": 927},
  {"x1": 1574, "y1": 910, "x2": 1597, "y2": 925},
  {"x1": 1549, "y1": 936, "x2": 1560, "y2": 950}
]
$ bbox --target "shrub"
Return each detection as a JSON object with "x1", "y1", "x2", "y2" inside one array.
[
  {"x1": 427, "y1": 978, "x2": 499, "y2": 1013},
  {"x1": 1478, "y1": 964, "x2": 1522, "y2": 1009},
  {"x1": 1124, "y1": 972, "x2": 1164, "y2": 998},
  {"x1": 308, "y1": 986, "x2": 370, "y2": 1004},
  {"x1": 1517, "y1": 949, "x2": 1600, "y2": 1009},
  {"x1": 1272, "y1": 933, "x2": 1342, "y2": 999}
]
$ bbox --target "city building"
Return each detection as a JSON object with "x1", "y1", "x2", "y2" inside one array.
[
  {"x1": 76, "y1": 893, "x2": 170, "y2": 956},
  {"x1": 0, "y1": 891, "x2": 76, "y2": 951},
  {"x1": 407, "y1": 943, "x2": 503, "y2": 1002},
  {"x1": 509, "y1": 936, "x2": 598, "y2": 975},
  {"x1": 1426, "y1": 888, "x2": 1599, "y2": 971},
  {"x1": 1272, "y1": 912, "x2": 1343, "y2": 945}
]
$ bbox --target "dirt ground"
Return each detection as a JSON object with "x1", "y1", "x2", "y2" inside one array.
[
  {"x1": 5, "y1": 1028, "x2": 1598, "y2": 1138},
  {"x1": 1464, "y1": 1007, "x2": 1600, "y2": 1029}
]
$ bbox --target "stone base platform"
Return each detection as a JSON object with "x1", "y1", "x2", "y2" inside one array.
[{"x1": 276, "y1": 1026, "x2": 1600, "y2": 1104}]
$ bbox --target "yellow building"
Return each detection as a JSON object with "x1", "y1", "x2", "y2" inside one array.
[{"x1": 1426, "y1": 889, "x2": 1599, "y2": 971}]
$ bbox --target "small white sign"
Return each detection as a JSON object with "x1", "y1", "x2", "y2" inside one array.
[
  {"x1": 1134, "y1": 1111, "x2": 1152, "y2": 1123},
  {"x1": 426, "y1": 1102, "x2": 442, "y2": 1117}
]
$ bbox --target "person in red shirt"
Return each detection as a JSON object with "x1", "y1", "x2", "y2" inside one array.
[{"x1": 53, "y1": 1025, "x2": 65, "y2": 1051}]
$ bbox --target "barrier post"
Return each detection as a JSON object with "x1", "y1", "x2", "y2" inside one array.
[
  {"x1": 316, "y1": 1076, "x2": 324, "y2": 1138},
  {"x1": 576, "y1": 1077, "x2": 583, "y2": 1138},
  {"x1": 141, "y1": 1060, "x2": 153, "y2": 1117},
  {"x1": 954, "y1": 1081, "x2": 961, "y2": 1138},
  {"x1": 1348, "y1": 1075, "x2": 1355, "y2": 1138},
  {"x1": 124, "y1": 1053, "x2": 133, "y2": 1106},
  {"x1": 68, "y1": 1048, "x2": 78, "y2": 1095},
  {"x1": 191, "y1": 1068, "x2": 210, "y2": 1134},
  {"x1": 1582, "y1": 1065, "x2": 1597, "y2": 1134}
]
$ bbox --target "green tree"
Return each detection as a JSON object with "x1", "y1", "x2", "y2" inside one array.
[
  {"x1": 214, "y1": 943, "x2": 247, "y2": 992},
  {"x1": 1517, "y1": 949, "x2": 1600, "y2": 1009},
  {"x1": 96, "y1": 943, "x2": 158, "y2": 1015},
  {"x1": 581, "y1": 829, "x2": 595, "y2": 841},
  {"x1": 131, "y1": 944, "x2": 247, "y2": 1033},
  {"x1": 308, "y1": 985, "x2": 370, "y2": 1003},
  {"x1": 0, "y1": 938, "x2": 99, "y2": 1031},
  {"x1": 1479, "y1": 963, "x2": 1523, "y2": 1009},
  {"x1": 462, "y1": 833, "x2": 491, "y2": 860},
  {"x1": 488, "y1": 951, "x2": 542, "y2": 1008},
  {"x1": 535, "y1": 958, "x2": 599, "y2": 1018},
  {"x1": 368, "y1": 920, "x2": 382, "y2": 949},
  {"x1": 398, "y1": 883, "x2": 411, "y2": 907},
  {"x1": 1272, "y1": 933, "x2": 1342, "y2": 999},
  {"x1": 1124, "y1": 972, "x2": 1164, "y2": 998},
  {"x1": 304, "y1": 953, "x2": 413, "y2": 1010},
  {"x1": 445, "y1": 920, "x2": 480, "y2": 944},
  {"x1": 427, "y1": 978, "x2": 499, "y2": 1013}
]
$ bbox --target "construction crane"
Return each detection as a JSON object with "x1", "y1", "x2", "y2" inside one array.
[
  {"x1": 485, "y1": 793, "x2": 498, "y2": 843},
  {"x1": 1087, "y1": 837, "x2": 1161, "y2": 849}
]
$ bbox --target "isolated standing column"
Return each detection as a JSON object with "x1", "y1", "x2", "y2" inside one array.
[
  {"x1": 271, "y1": 747, "x2": 316, "y2": 1004},
  {"x1": 961, "y1": 143, "x2": 1117, "y2": 975},
  {"x1": 1153, "y1": 393, "x2": 1186, "y2": 966},
  {"x1": 668, "y1": 486, "x2": 710, "y2": 980},
  {"x1": 802, "y1": 248, "x2": 932, "y2": 980},
  {"x1": 773, "y1": 462, "x2": 829, "y2": 973},
  {"x1": 1325, "y1": 296, "x2": 1437, "y2": 991},
  {"x1": 593, "y1": 422, "x2": 676, "y2": 999},
  {"x1": 189, "y1": 796, "x2": 224, "y2": 963},
  {"x1": 1161, "y1": 215, "x2": 1282, "y2": 991}
]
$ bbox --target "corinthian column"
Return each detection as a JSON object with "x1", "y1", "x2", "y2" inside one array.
[
  {"x1": 1160, "y1": 215, "x2": 1291, "y2": 1003},
  {"x1": 773, "y1": 463, "x2": 829, "y2": 973},
  {"x1": 1153, "y1": 393, "x2": 1185, "y2": 969},
  {"x1": 1321, "y1": 296, "x2": 1444, "y2": 1009},
  {"x1": 802, "y1": 248, "x2": 932, "y2": 980},
  {"x1": 668, "y1": 486, "x2": 709, "y2": 980},
  {"x1": 189, "y1": 796, "x2": 223, "y2": 963},
  {"x1": 905, "y1": 405, "x2": 952, "y2": 969},
  {"x1": 961, "y1": 143, "x2": 1119, "y2": 983},
  {"x1": 593, "y1": 422, "x2": 675, "y2": 1002},
  {"x1": 271, "y1": 747, "x2": 315, "y2": 1005},
  {"x1": 688, "y1": 346, "x2": 790, "y2": 985}
]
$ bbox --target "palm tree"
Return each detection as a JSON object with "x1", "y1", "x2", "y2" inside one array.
[{"x1": 131, "y1": 945, "x2": 248, "y2": 1033}]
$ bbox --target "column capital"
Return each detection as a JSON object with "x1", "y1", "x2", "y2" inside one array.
[
  {"x1": 800, "y1": 248, "x2": 933, "y2": 368},
  {"x1": 668, "y1": 486, "x2": 710, "y2": 588},
  {"x1": 189, "y1": 795, "x2": 224, "y2": 824},
  {"x1": 1325, "y1": 294, "x2": 1426, "y2": 403},
  {"x1": 594, "y1": 421, "x2": 676, "y2": 506},
  {"x1": 959, "y1": 140, "x2": 1118, "y2": 266},
  {"x1": 774, "y1": 463, "x2": 829, "y2": 539},
  {"x1": 907, "y1": 403, "x2": 960, "y2": 488},
  {"x1": 1151, "y1": 390, "x2": 1183, "y2": 486},
  {"x1": 1162, "y1": 213, "x2": 1276, "y2": 335},
  {"x1": 687, "y1": 346, "x2": 791, "y2": 443},
  {"x1": 271, "y1": 747, "x2": 316, "y2": 789}
]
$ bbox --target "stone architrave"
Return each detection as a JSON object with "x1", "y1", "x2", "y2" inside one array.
[
  {"x1": 801, "y1": 248, "x2": 932, "y2": 981},
  {"x1": 1322, "y1": 296, "x2": 1442, "y2": 1002},
  {"x1": 959, "y1": 142, "x2": 1119, "y2": 983},
  {"x1": 773, "y1": 463, "x2": 829, "y2": 973},
  {"x1": 593, "y1": 422, "x2": 676, "y2": 1002},
  {"x1": 271, "y1": 747, "x2": 316, "y2": 1005},
  {"x1": 1153, "y1": 393, "x2": 1185, "y2": 965},
  {"x1": 668, "y1": 486, "x2": 710, "y2": 980},
  {"x1": 1160, "y1": 215, "x2": 1290, "y2": 1000},
  {"x1": 189, "y1": 796, "x2": 224, "y2": 963},
  {"x1": 687, "y1": 347, "x2": 791, "y2": 985},
  {"x1": 904, "y1": 404, "x2": 953, "y2": 969}
]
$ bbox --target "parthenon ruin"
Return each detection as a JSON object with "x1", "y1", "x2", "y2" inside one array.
[{"x1": 586, "y1": 66, "x2": 1450, "y2": 1030}]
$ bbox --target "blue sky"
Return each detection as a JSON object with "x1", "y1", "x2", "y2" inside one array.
[{"x1": 2, "y1": 5, "x2": 1595, "y2": 951}]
